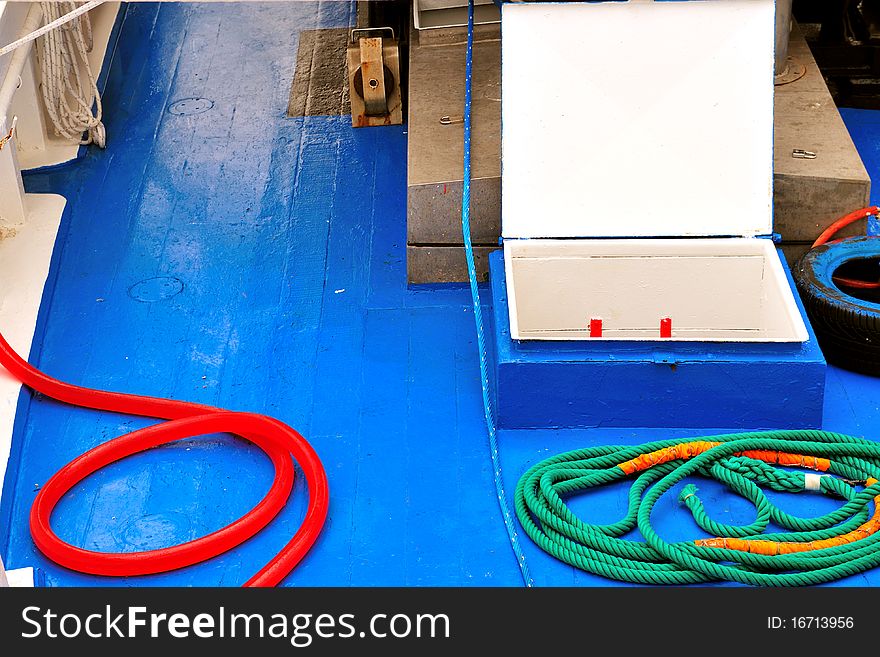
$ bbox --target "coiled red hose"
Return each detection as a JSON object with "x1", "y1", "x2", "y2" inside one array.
[{"x1": 0, "y1": 332, "x2": 329, "y2": 587}]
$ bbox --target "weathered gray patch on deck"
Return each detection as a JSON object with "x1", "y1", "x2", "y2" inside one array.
[{"x1": 287, "y1": 28, "x2": 350, "y2": 117}]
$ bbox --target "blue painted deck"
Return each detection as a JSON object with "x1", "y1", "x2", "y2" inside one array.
[{"x1": 2, "y1": 2, "x2": 880, "y2": 587}]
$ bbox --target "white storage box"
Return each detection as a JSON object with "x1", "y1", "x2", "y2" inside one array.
[
  {"x1": 489, "y1": 0, "x2": 825, "y2": 430},
  {"x1": 500, "y1": 0, "x2": 808, "y2": 344}
]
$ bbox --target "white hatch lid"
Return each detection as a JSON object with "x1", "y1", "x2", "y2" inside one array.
[{"x1": 500, "y1": 0, "x2": 775, "y2": 240}]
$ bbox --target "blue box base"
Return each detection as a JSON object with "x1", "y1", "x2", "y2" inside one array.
[{"x1": 489, "y1": 248, "x2": 826, "y2": 429}]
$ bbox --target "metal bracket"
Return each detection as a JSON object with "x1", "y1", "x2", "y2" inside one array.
[
  {"x1": 350, "y1": 27, "x2": 395, "y2": 43},
  {"x1": 792, "y1": 148, "x2": 817, "y2": 160},
  {"x1": 346, "y1": 27, "x2": 403, "y2": 127}
]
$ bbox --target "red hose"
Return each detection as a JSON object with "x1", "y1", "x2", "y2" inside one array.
[
  {"x1": 812, "y1": 206, "x2": 880, "y2": 290},
  {"x1": 0, "y1": 332, "x2": 329, "y2": 587},
  {"x1": 811, "y1": 206, "x2": 880, "y2": 249}
]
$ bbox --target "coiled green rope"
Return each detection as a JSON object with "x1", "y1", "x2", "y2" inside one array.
[{"x1": 515, "y1": 430, "x2": 880, "y2": 586}]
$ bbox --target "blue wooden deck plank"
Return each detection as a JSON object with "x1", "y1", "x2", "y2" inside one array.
[
  {"x1": 2, "y1": 1, "x2": 880, "y2": 588},
  {"x1": 347, "y1": 308, "x2": 411, "y2": 585},
  {"x1": 291, "y1": 121, "x2": 376, "y2": 586},
  {"x1": 405, "y1": 308, "x2": 469, "y2": 585}
]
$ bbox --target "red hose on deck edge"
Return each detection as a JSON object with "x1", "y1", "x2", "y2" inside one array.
[
  {"x1": 812, "y1": 206, "x2": 880, "y2": 289},
  {"x1": 0, "y1": 332, "x2": 329, "y2": 587}
]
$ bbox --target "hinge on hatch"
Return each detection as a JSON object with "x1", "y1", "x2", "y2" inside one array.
[{"x1": 652, "y1": 352, "x2": 677, "y2": 365}]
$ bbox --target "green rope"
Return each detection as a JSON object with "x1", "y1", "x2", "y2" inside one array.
[{"x1": 515, "y1": 430, "x2": 880, "y2": 586}]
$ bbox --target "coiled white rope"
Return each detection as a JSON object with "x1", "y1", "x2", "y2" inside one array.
[{"x1": 34, "y1": 1, "x2": 106, "y2": 148}]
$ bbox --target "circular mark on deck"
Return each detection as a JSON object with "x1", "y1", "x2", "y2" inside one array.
[
  {"x1": 122, "y1": 512, "x2": 192, "y2": 550},
  {"x1": 128, "y1": 276, "x2": 184, "y2": 302},
  {"x1": 168, "y1": 97, "x2": 214, "y2": 116}
]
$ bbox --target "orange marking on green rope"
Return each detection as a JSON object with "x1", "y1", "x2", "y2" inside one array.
[
  {"x1": 738, "y1": 450, "x2": 830, "y2": 472},
  {"x1": 617, "y1": 441, "x2": 720, "y2": 475},
  {"x1": 617, "y1": 441, "x2": 831, "y2": 476},
  {"x1": 696, "y1": 478, "x2": 880, "y2": 555}
]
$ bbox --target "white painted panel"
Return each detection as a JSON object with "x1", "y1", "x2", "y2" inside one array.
[
  {"x1": 0, "y1": 2, "x2": 29, "y2": 85},
  {"x1": 6, "y1": 567, "x2": 34, "y2": 587},
  {"x1": 513, "y1": 255, "x2": 766, "y2": 333},
  {"x1": 0, "y1": 194, "x2": 66, "y2": 501},
  {"x1": 504, "y1": 238, "x2": 808, "y2": 342},
  {"x1": 501, "y1": 0, "x2": 775, "y2": 239}
]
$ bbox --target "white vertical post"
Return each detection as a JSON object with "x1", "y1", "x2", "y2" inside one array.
[
  {"x1": 0, "y1": 2, "x2": 43, "y2": 230},
  {"x1": 0, "y1": 113, "x2": 27, "y2": 229},
  {"x1": 775, "y1": 0, "x2": 793, "y2": 77},
  {"x1": 9, "y1": 54, "x2": 49, "y2": 155}
]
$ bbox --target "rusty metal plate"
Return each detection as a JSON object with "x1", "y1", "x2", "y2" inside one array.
[
  {"x1": 775, "y1": 56, "x2": 808, "y2": 86},
  {"x1": 347, "y1": 33, "x2": 403, "y2": 128}
]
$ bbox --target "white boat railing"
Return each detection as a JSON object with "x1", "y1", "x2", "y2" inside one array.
[{"x1": 0, "y1": 2, "x2": 42, "y2": 229}]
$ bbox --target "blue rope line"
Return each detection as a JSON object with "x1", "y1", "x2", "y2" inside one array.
[{"x1": 460, "y1": 0, "x2": 533, "y2": 587}]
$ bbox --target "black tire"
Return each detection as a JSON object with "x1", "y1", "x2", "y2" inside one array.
[{"x1": 793, "y1": 236, "x2": 880, "y2": 376}]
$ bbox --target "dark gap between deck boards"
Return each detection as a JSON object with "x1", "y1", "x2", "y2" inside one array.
[{"x1": 287, "y1": 27, "x2": 350, "y2": 117}]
